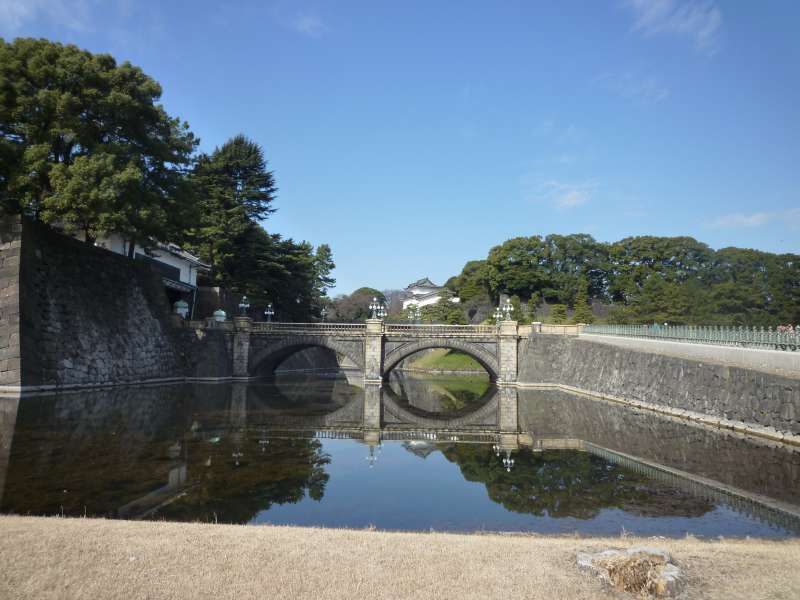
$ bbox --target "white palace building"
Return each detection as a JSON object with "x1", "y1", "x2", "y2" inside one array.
[{"x1": 401, "y1": 277, "x2": 461, "y2": 310}]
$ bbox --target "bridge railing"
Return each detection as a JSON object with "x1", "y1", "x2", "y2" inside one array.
[
  {"x1": 384, "y1": 324, "x2": 498, "y2": 337},
  {"x1": 538, "y1": 324, "x2": 583, "y2": 335},
  {"x1": 185, "y1": 319, "x2": 505, "y2": 337},
  {"x1": 251, "y1": 322, "x2": 368, "y2": 335},
  {"x1": 185, "y1": 319, "x2": 234, "y2": 331},
  {"x1": 582, "y1": 323, "x2": 800, "y2": 352}
]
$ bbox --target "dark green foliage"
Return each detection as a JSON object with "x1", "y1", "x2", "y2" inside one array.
[
  {"x1": 446, "y1": 233, "x2": 800, "y2": 326},
  {"x1": 509, "y1": 295, "x2": 529, "y2": 324},
  {"x1": 0, "y1": 39, "x2": 334, "y2": 323},
  {"x1": 185, "y1": 135, "x2": 277, "y2": 279},
  {"x1": 571, "y1": 279, "x2": 594, "y2": 324},
  {"x1": 548, "y1": 304, "x2": 568, "y2": 324},
  {"x1": 0, "y1": 38, "x2": 198, "y2": 249},
  {"x1": 182, "y1": 135, "x2": 333, "y2": 321},
  {"x1": 419, "y1": 298, "x2": 468, "y2": 324},
  {"x1": 447, "y1": 260, "x2": 490, "y2": 302},
  {"x1": 313, "y1": 244, "x2": 336, "y2": 294},
  {"x1": 222, "y1": 224, "x2": 331, "y2": 321}
]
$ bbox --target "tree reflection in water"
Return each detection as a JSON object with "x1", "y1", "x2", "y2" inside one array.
[
  {"x1": 440, "y1": 445, "x2": 713, "y2": 519},
  {"x1": 152, "y1": 436, "x2": 331, "y2": 524},
  {"x1": 4, "y1": 375, "x2": 795, "y2": 536}
]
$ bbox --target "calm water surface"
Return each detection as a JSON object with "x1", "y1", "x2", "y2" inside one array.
[{"x1": 1, "y1": 371, "x2": 798, "y2": 537}]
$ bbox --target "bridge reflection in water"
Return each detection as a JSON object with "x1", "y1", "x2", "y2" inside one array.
[{"x1": 1, "y1": 372, "x2": 799, "y2": 536}]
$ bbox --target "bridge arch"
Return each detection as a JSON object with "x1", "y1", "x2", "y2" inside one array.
[
  {"x1": 382, "y1": 338, "x2": 499, "y2": 381},
  {"x1": 248, "y1": 336, "x2": 365, "y2": 377}
]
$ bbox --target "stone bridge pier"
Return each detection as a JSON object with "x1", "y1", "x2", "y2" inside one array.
[{"x1": 228, "y1": 318, "x2": 522, "y2": 385}]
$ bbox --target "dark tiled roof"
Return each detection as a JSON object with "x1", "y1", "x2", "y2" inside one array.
[
  {"x1": 158, "y1": 243, "x2": 211, "y2": 269},
  {"x1": 405, "y1": 277, "x2": 439, "y2": 290}
]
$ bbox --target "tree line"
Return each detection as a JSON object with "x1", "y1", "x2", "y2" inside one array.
[
  {"x1": 333, "y1": 230, "x2": 799, "y2": 326},
  {"x1": 444, "y1": 234, "x2": 800, "y2": 326},
  {"x1": 0, "y1": 38, "x2": 334, "y2": 321}
]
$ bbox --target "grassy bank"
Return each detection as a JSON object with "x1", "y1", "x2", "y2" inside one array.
[
  {"x1": 1, "y1": 516, "x2": 799, "y2": 599},
  {"x1": 405, "y1": 348, "x2": 484, "y2": 371}
]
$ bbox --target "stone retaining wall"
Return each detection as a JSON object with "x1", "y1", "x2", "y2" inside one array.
[
  {"x1": 580, "y1": 333, "x2": 800, "y2": 377},
  {"x1": 0, "y1": 218, "x2": 22, "y2": 388},
  {"x1": 518, "y1": 335, "x2": 800, "y2": 435},
  {"x1": 0, "y1": 214, "x2": 231, "y2": 391}
]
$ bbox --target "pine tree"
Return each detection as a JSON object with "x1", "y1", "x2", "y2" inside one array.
[
  {"x1": 187, "y1": 135, "x2": 277, "y2": 285},
  {"x1": 571, "y1": 280, "x2": 594, "y2": 323},
  {"x1": 548, "y1": 304, "x2": 568, "y2": 324}
]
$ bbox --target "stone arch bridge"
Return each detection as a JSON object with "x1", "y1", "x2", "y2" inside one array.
[{"x1": 220, "y1": 318, "x2": 523, "y2": 384}]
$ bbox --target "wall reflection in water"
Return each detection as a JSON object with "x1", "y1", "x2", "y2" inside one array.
[{"x1": 0, "y1": 372, "x2": 798, "y2": 536}]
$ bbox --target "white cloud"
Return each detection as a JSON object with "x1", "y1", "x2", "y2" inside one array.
[
  {"x1": 523, "y1": 178, "x2": 597, "y2": 210},
  {"x1": 0, "y1": 0, "x2": 96, "y2": 32},
  {"x1": 625, "y1": 0, "x2": 723, "y2": 54},
  {"x1": 595, "y1": 71, "x2": 670, "y2": 104},
  {"x1": 712, "y1": 209, "x2": 800, "y2": 228},
  {"x1": 555, "y1": 188, "x2": 590, "y2": 208},
  {"x1": 291, "y1": 12, "x2": 327, "y2": 38}
]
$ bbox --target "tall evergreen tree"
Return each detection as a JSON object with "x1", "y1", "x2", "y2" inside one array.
[
  {"x1": 548, "y1": 304, "x2": 568, "y2": 324},
  {"x1": 187, "y1": 135, "x2": 277, "y2": 283},
  {"x1": 571, "y1": 279, "x2": 594, "y2": 324}
]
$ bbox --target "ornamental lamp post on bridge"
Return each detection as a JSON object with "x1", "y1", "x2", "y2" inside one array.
[
  {"x1": 502, "y1": 299, "x2": 513, "y2": 321},
  {"x1": 406, "y1": 304, "x2": 421, "y2": 324},
  {"x1": 238, "y1": 296, "x2": 250, "y2": 316},
  {"x1": 369, "y1": 297, "x2": 386, "y2": 320},
  {"x1": 264, "y1": 303, "x2": 274, "y2": 322},
  {"x1": 369, "y1": 297, "x2": 380, "y2": 319},
  {"x1": 321, "y1": 306, "x2": 328, "y2": 322},
  {"x1": 494, "y1": 306, "x2": 503, "y2": 324}
]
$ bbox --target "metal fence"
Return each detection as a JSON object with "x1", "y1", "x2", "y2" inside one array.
[{"x1": 582, "y1": 323, "x2": 800, "y2": 352}]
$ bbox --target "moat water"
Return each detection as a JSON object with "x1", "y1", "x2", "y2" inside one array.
[{"x1": 1, "y1": 371, "x2": 799, "y2": 537}]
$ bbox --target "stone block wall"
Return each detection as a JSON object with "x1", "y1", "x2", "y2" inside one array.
[
  {"x1": 518, "y1": 335, "x2": 800, "y2": 435},
  {"x1": 0, "y1": 217, "x2": 22, "y2": 388},
  {"x1": 0, "y1": 215, "x2": 232, "y2": 390},
  {"x1": 177, "y1": 326, "x2": 232, "y2": 381}
]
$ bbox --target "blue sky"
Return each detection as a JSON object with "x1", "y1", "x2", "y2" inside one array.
[{"x1": 2, "y1": 1, "x2": 798, "y2": 294}]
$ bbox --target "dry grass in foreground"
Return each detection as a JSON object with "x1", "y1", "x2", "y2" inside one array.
[{"x1": 1, "y1": 515, "x2": 799, "y2": 599}]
